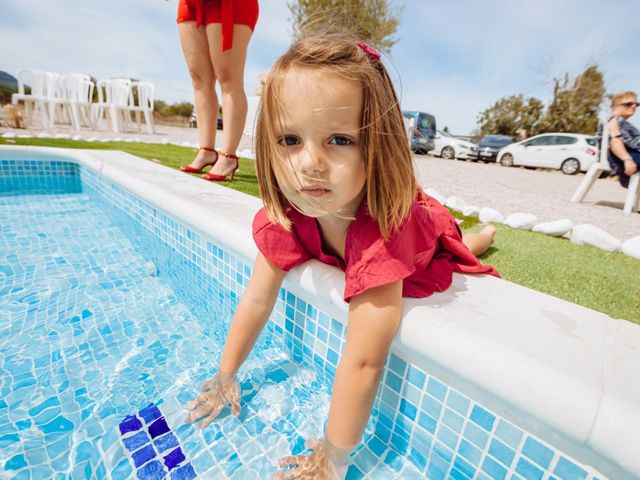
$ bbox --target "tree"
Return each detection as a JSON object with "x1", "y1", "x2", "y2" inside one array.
[
  {"x1": 477, "y1": 95, "x2": 543, "y2": 138},
  {"x1": 288, "y1": 0, "x2": 403, "y2": 53},
  {"x1": 538, "y1": 65, "x2": 605, "y2": 135}
]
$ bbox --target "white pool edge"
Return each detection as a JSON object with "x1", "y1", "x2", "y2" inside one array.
[{"x1": 2, "y1": 145, "x2": 639, "y2": 479}]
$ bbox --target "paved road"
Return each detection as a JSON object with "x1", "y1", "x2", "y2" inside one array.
[{"x1": 413, "y1": 154, "x2": 640, "y2": 240}]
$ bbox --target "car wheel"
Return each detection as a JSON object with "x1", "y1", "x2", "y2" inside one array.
[
  {"x1": 561, "y1": 158, "x2": 580, "y2": 175},
  {"x1": 441, "y1": 146, "x2": 455, "y2": 160},
  {"x1": 499, "y1": 153, "x2": 514, "y2": 167}
]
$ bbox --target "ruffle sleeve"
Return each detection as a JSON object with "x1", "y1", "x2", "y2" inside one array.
[{"x1": 252, "y1": 208, "x2": 312, "y2": 271}]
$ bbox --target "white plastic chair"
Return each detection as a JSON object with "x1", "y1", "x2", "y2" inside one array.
[
  {"x1": 571, "y1": 118, "x2": 640, "y2": 214},
  {"x1": 47, "y1": 73, "x2": 94, "y2": 131},
  {"x1": 11, "y1": 69, "x2": 54, "y2": 127},
  {"x1": 91, "y1": 78, "x2": 132, "y2": 133},
  {"x1": 126, "y1": 82, "x2": 156, "y2": 134}
]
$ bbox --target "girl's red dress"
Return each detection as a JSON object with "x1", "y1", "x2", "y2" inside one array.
[
  {"x1": 253, "y1": 189, "x2": 499, "y2": 302},
  {"x1": 176, "y1": 0, "x2": 259, "y2": 51}
]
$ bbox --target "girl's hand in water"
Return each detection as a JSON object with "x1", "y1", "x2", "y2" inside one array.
[
  {"x1": 185, "y1": 372, "x2": 241, "y2": 428},
  {"x1": 272, "y1": 438, "x2": 353, "y2": 480}
]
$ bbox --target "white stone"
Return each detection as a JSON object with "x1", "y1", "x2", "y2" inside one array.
[
  {"x1": 479, "y1": 207, "x2": 505, "y2": 224},
  {"x1": 161, "y1": 138, "x2": 170, "y2": 144},
  {"x1": 72, "y1": 135, "x2": 84, "y2": 141},
  {"x1": 532, "y1": 219, "x2": 574, "y2": 237},
  {"x1": 181, "y1": 141, "x2": 193, "y2": 147},
  {"x1": 445, "y1": 196, "x2": 467, "y2": 212},
  {"x1": 621, "y1": 236, "x2": 640, "y2": 259},
  {"x1": 425, "y1": 188, "x2": 446, "y2": 205},
  {"x1": 54, "y1": 133, "x2": 71, "y2": 139},
  {"x1": 37, "y1": 133, "x2": 52, "y2": 139},
  {"x1": 99, "y1": 138, "x2": 111, "y2": 142},
  {"x1": 570, "y1": 224, "x2": 621, "y2": 252},
  {"x1": 112, "y1": 137, "x2": 123, "y2": 142},
  {"x1": 462, "y1": 205, "x2": 480, "y2": 217},
  {"x1": 2, "y1": 132, "x2": 16, "y2": 138},
  {"x1": 504, "y1": 213, "x2": 538, "y2": 230},
  {"x1": 17, "y1": 134, "x2": 30, "y2": 138},
  {"x1": 86, "y1": 137, "x2": 99, "y2": 142}
]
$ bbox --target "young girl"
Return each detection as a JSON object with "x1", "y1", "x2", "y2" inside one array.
[{"x1": 186, "y1": 35, "x2": 499, "y2": 479}]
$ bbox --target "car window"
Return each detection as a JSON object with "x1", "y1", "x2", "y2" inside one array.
[
  {"x1": 523, "y1": 136, "x2": 552, "y2": 146},
  {"x1": 585, "y1": 137, "x2": 597, "y2": 146},
  {"x1": 554, "y1": 135, "x2": 578, "y2": 145},
  {"x1": 418, "y1": 114, "x2": 434, "y2": 130}
]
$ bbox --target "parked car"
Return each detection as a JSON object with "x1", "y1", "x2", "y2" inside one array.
[
  {"x1": 403, "y1": 110, "x2": 436, "y2": 154},
  {"x1": 433, "y1": 130, "x2": 478, "y2": 160},
  {"x1": 475, "y1": 135, "x2": 514, "y2": 162},
  {"x1": 189, "y1": 112, "x2": 223, "y2": 130},
  {"x1": 497, "y1": 133, "x2": 598, "y2": 175}
]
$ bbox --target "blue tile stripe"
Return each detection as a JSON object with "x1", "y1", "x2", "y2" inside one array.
[
  {"x1": 1, "y1": 158, "x2": 609, "y2": 480},
  {"x1": 118, "y1": 403, "x2": 196, "y2": 480}
]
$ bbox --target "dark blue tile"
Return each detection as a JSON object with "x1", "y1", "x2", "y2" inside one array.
[
  {"x1": 132, "y1": 444, "x2": 156, "y2": 468},
  {"x1": 170, "y1": 463, "x2": 196, "y2": 480},
  {"x1": 119, "y1": 415, "x2": 143, "y2": 435},
  {"x1": 164, "y1": 448, "x2": 186, "y2": 470},
  {"x1": 399, "y1": 399, "x2": 417, "y2": 421},
  {"x1": 137, "y1": 460, "x2": 165, "y2": 480},
  {"x1": 154, "y1": 433, "x2": 179, "y2": 453},
  {"x1": 149, "y1": 418, "x2": 170, "y2": 439},
  {"x1": 139, "y1": 404, "x2": 162, "y2": 424},
  {"x1": 123, "y1": 431, "x2": 150, "y2": 452}
]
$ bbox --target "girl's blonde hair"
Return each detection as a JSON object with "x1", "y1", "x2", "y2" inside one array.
[{"x1": 255, "y1": 34, "x2": 416, "y2": 239}]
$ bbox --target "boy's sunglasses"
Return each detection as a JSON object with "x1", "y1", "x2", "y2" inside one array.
[{"x1": 620, "y1": 101, "x2": 640, "y2": 107}]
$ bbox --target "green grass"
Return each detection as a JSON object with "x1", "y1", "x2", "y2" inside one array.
[{"x1": 2, "y1": 137, "x2": 639, "y2": 323}]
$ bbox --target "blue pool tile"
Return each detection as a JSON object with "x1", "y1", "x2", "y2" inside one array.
[
  {"x1": 164, "y1": 447, "x2": 186, "y2": 470},
  {"x1": 458, "y1": 439, "x2": 481, "y2": 466},
  {"x1": 433, "y1": 441, "x2": 453, "y2": 463},
  {"x1": 422, "y1": 395, "x2": 443, "y2": 419},
  {"x1": 446, "y1": 390, "x2": 470, "y2": 415},
  {"x1": 554, "y1": 457, "x2": 588, "y2": 480},
  {"x1": 427, "y1": 451, "x2": 450, "y2": 480},
  {"x1": 463, "y1": 422, "x2": 489, "y2": 449},
  {"x1": 368, "y1": 436, "x2": 387, "y2": 457},
  {"x1": 427, "y1": 378, "x2": 447, "y2": 400},
  {"x1": 123, "y1": 431, "x2": 150, "y2": 452},
  {"x1": 388, "y1": 354, "x2": 407, "y2": 377},
  {"x1": 436, "y1": 425, "x2": 459, "y2": 450},
  {"x1": 386, "y1": 371, "x2": 403, "y2": 393},
  {"x1": 495, "y1": 420, "x2": 523, "y2": 448},
  {"x1": 406, "y1": 365, "x2": 426, "y2": 389},
  {"x1": 139, "y1": 404, "x2": 162, "y2": 424},
  {"x1": 453, "y1": 455, "x2": 475, "y2": 478},
  {"x1": 119, "y1": 415, "x2": 142, "y2": 435},
  {"x1": 451, "y1": 467, "x2": 471, "y2": 480},
  {"x1": 470, "y1": 405, "x2": 496, "y2": 431},
  {"x1": 515, "y1": 457, "x2": 544, "y2": 480},
  {"x1": 481, "y1": 455, "x2": 507, "y2": 480},
  {"x1": 418, "y1": 412, "x2": 437, "y2": 434},
  {"x1": 409, "y1": 447, "x2": 427, "y2": 471},
  {"x1": 522, "y1": 437, "x2": 554, "y2": 469},
  {"x1": 137, "y1": 460, "x2": 166, "y2": 480},
  {"x1": 441, "y1": 409, "x2": 464, "y2": 432},
  {"x1": 5, "y1": 453, "x2": 27, "y2": 471},
  {"x1": 488, "y1": 438, "x2": 515, "y2": 468},
  {"x1": 170, "y1": 463, "x2": 197, "y2": 480},
  {"x1": 399, "y1": 399, "x2": 417, "y2": 421},
  {"x1": 149, "y1": 417, "x2": 170, "y2": 438},
  {"x1": 155, "y1": 432, "x2": 179, "y2": 453},
  {"x1": 132, "y1": 444, "x2": 156, "y2": 468}
]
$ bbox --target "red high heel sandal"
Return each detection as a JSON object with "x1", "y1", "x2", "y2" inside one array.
[
  {"x1": 179, "y1": 147, "x2": 218, "y2": 174},
  {"x1": 203, "y1": 152, "x2": 239, "y2": 182}
]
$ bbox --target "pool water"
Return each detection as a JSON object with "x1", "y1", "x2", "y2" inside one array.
[{"x1": 0, "y1": 183, "x2": 423, "y2": 477}]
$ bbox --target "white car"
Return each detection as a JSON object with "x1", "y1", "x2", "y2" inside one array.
[
  {"x1": 497, "y1": 133, "x2": 598, "y2": 175},
  {"x1": 433, "y1": 130, "x2": 478, "y2": 160}
]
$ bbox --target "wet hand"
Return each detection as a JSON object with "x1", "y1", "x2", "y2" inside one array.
[
  {"x1": 272, "y1": 438, "x2": 350, "y2": 480},
  {"x1": 185, "y1": 372, "x2": 241, "y2": 428}
]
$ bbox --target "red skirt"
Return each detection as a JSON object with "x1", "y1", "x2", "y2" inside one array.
[{"x1": 177, "y1": 0, "x2": 259, "y2": 51}]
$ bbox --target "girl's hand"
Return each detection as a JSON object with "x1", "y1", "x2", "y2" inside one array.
[
  {"x1": 272, "y1": 438, "x2": 352, "y2": 480},
  {"x1": 185, "y1": 372, "x2": 241, "y2": 428}
]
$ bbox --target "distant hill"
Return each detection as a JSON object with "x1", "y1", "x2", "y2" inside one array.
[{"x1": 0, "y1": 71, "x2": 18, "y2": 89}]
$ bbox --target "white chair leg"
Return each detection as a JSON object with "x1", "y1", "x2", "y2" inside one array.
[
  {"x1": 69, "y1": 104, "x2": 81, "y2": 131},
  {"x1": 144, "y1": 110, "x2": 155, "y2": 134},
  {"x1": 571, "y1": 163, "x2": 604, "y2": 203},
  {"x1": 624, "y1": 174, "x2": 640, "y2": 214},
  {"x1": 109, "y1": 105, "x2": 120, "y2": 133}
]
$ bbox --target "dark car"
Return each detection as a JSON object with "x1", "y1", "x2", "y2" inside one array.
[
  {"x1": 189, "y1": 112, "x2": 223, "y2": 130},
  {"x1": 403, "y1": 111, "x2": 437, "y2": 154},
  {"x1": 475, "y1": 135, "x2": 514, "y2": 162}
]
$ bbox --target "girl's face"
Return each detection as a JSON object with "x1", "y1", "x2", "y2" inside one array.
[{"x1": 273, "y1": 69, "x2": 366, "y2": 219}]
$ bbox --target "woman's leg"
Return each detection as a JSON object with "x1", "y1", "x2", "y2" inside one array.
[
  {"x1": 462, "y1": 225, "x2": 497, "y2": 257},
  {"x1": 205, "y1": 24, "x2": 253, "y2": 176},
  {"x1": 178, "y1": 21, "x2": 219, "y2": 169}
]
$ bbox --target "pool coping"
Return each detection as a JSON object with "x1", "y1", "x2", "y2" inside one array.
[{"x1": 2, "y1": 145, "x2": 639, "y2": 479}]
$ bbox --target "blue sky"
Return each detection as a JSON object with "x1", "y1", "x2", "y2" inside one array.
[{"x1": 1, "y1": 0, "x2": 639, "y2": 134}]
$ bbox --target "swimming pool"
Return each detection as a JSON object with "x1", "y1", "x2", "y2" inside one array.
[{"x1": 1, "y1": 146, "x2": 638, "y2": 479}]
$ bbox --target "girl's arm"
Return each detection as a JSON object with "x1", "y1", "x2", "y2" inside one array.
[
  {"x1": 186, "y1": 253, "x2": 286, "y2": 427},
  {"x1": 275, "y1": 280, "x2": 403, "y2": 479}
]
